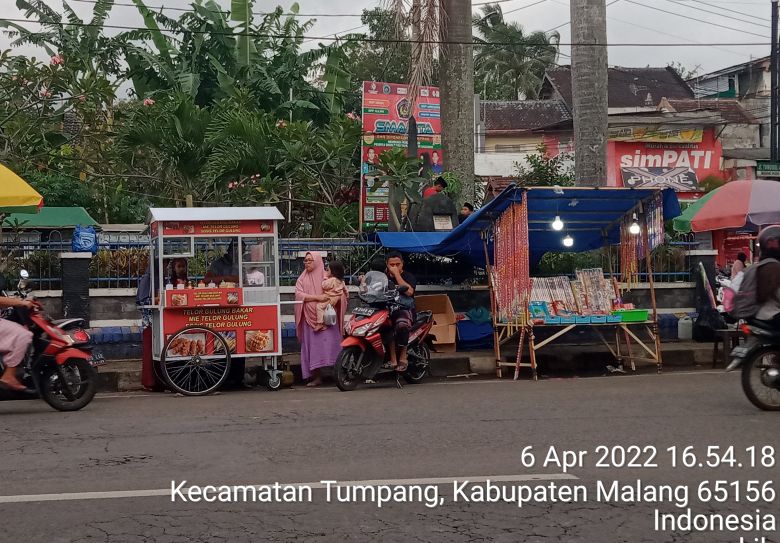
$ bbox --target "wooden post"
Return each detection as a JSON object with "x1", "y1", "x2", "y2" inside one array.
[
  {"x1": 640, "y1": 202, "x2": 663, "y2": 372},
  {"x1": 185, "y1": 194, "x2": 194, "y2": 208},
  {"x1": 483, "y1": 230, "x2": 502, "y2": 377}
]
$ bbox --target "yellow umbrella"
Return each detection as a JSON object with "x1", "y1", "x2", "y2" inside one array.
[{"x1": 0, "y1": 163, "x2": 43, "y2": 214}]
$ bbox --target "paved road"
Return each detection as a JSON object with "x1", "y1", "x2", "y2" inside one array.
[{"x1": 1, "y1": 371, "x2": 777, "y2": 542}]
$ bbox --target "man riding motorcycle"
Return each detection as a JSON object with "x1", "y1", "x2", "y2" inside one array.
[
  {"x1": 0, "y1": 296, "x2": 35, "y2": 391},
  {"x1": 755, "y1": 225, "x2": 780, "y2": 328}
]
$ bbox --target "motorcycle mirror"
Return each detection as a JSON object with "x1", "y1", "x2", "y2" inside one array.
[{"x1": 19, "y1": 269, "x2": 29, "y2": 280}]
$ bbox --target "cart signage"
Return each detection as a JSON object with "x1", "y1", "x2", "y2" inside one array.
[
  {"x1": 162, "y1": 220, "x2": 274, "y2": 236},
  {"x1": 166, "y1": 288, "x2": 244, "y2": 308},
  {"x1": 163, "y1": 305, "x2": 280, "y2": 355}
]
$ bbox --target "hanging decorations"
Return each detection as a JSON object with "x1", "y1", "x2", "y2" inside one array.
[
  {"x1": 494, "y1": 201, "x2": 530, "y2": 322},
  {"x1": 619, "y1": 192, "x2": 665, "y2": 287}
]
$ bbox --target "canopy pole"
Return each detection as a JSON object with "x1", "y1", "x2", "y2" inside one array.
[
  {"x1": 640, "y1": 202, "x2": 663, "y2": 373},
  {"x1": 483, "y1": 229, "x2": 502, "y2": 377}
]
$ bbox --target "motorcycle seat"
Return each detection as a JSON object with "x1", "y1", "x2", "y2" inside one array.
[
  {"x1": 415, "y1": 310, "x2": 433, "y2": 324},
  {"x1": 748, "y1": 320, "x2": 780, "y2": 340}
]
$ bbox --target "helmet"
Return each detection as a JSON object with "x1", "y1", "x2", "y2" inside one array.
[{"x1": 758, "y1": 225, "x2": 780, "y2": 261}]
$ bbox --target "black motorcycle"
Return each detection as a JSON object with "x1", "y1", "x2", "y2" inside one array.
[{"x1": 727, "y1": 322, "x2": 780, "y2": 411}]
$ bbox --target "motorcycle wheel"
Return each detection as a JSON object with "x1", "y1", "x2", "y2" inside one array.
[
  {"x1": 403, "y1": 343, "x2": 430, "y2": 384},
  {"x1": 335, "y1": 347, "x2": 363, "y2": 392},
  {"x1": 741, "y1": 348, "x2": 780, "y2": 411},
  {"x1": 41, "y1": 358, "x2": 98, "y2": 412}
]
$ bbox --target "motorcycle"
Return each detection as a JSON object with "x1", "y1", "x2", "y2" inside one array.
[
  {"x1": 726, "y1": 321, "x2": 780, "y2": 411},
  {"x1": 0, "y1": 270, "x2": 100, "y2": 411},
  {"x1": 335, "y1": 272, "x2": 435, "y2": 391}
]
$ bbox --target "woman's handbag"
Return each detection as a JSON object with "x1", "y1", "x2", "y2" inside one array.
[{"x1": 323, "y1": 304, "x2": 338, "y2": 327}]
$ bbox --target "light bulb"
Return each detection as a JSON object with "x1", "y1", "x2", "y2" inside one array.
[
  {"x1": 551, "y1": 215, "x2": 564, "y2": 231},
  {"x1": 563, "y1": 235, "x2": 574, "y2": 248},
  {"x1": 629, "y1": 213, "x2": 641, "y2": 235}
]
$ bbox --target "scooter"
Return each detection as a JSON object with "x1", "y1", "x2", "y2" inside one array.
[
  {"x1": 0, "y1": 270, "x2": 100, "y2": 411},
  {"x1": 334, "y1": 272, "x2": 435, "y2": 391},
  {"x1": 726, "y1": 321, "x2": 780, "y2": 411}
]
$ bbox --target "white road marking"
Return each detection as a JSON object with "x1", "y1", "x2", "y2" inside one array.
[{"x1": 0, "y1": 473, "x2": 578, "y2": 504}]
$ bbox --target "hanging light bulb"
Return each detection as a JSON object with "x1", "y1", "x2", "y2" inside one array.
[
  {"x1": 629, "y1": 213, "x2": 641, "y2": 235},
  {"x1": 563, "y1": 235, "x2": 574, "y2": 248},
  {"x1": 551, "y1": 215, "x2": 564, "y2": 231}
]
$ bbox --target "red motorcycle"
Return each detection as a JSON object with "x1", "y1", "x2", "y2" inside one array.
[
  {"x1": 335, "y1": 272, "x2": 435, "y2": 391},
  {"x1": 1, "y1": 271, "x2": 99, "y2": 411}
]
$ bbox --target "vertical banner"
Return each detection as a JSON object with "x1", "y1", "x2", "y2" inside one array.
[{"x1": 361, "y1": 81, "x2": 442, "y2": 230}]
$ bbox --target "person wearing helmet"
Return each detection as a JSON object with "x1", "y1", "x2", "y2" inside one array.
[{"x1": 755, "y1": 225, "x2": 780, "y2": 326}]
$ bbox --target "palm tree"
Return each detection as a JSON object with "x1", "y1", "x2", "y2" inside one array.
[
  {"x1": 473, "y1": 3, "x2": 559, "y2": 100},
  {"x1": 391, "y1": 0, "x2": 476, "y2": 203}
]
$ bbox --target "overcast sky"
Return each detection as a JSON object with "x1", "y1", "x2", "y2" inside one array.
[{"x1": 1, "y1": 0, "x2": 770, "y2": 78}]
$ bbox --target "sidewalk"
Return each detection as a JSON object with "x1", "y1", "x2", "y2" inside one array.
[{"x1": 95, "y1": 341, "x2": 720, "y2": 392}]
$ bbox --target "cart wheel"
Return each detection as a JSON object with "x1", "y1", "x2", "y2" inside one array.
[
  {"x1": 266, "y1": 370, "x2": 282, "y2": 391},
  {"x1": 161, "y1": 326, "x2": 231, "y2": 396}
]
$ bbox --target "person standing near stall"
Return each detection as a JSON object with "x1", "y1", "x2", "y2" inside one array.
[{"x1": 295, "y1": 252, "x2": 347, "y2": 387}]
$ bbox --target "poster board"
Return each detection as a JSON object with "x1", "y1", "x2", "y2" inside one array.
[{"x1": 361, "y1": 81, "x2": 442, "y2": 229}]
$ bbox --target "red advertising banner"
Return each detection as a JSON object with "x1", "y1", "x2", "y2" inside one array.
[
  {"x1": 163, "y1": 305, "x2": 280, "y2": 357},
  {"x1": 612, "y1": 128, "x2": 722, "y2": 193},
  {"x1": 544, "y1": 128, "x2": 723, "y2": 193},
  {"x1": 161, "y1": 220, "x2": 275, "y2": 236},
  {"x1": 165, "y1": 288, "x2": 244, "y2": 308},
  {"x1": 361, "y1": 81, "x2": 442, "y2": 229}
]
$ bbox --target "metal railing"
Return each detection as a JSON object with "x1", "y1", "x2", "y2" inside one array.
[{"x1": 1, "y1": 231, "x2": 697, "y2": 291}]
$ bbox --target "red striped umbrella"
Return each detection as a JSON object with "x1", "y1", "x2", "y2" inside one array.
[{"x1": 673, "y1": 179, "x2": 780, "y2": 233}]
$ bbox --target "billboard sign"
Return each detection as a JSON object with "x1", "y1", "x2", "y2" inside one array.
[{"x1": 361, "y1": 81, "x2": 442, "y2": 229}]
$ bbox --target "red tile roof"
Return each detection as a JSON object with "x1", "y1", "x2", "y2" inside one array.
[{"x1": 662, "y1": 99, "x2": 758, "y2": 124}]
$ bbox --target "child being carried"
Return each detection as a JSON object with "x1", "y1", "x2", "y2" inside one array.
[{"x1": 316, "y1": 260, "x2": 346, "y2": 330}]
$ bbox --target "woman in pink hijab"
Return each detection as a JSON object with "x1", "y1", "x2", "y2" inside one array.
[{"x1": 295, "y1": 252, "x2": 348, "y2": 386}]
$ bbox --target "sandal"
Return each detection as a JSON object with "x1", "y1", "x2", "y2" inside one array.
[
  {"x1": 0, "y1": 380, "x2": 29, "y2": 392},
  {"x1": 395, "y1": 362, "x2": 408, "y2": 372}
]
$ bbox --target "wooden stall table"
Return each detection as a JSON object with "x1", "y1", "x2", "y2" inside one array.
[{"x1": 712, "y1": 326, "x2": 745, "y2": 368}]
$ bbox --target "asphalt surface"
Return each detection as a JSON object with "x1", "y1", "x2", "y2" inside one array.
[{"x1": 1, "y1": 371, "x2": 778, "y2": 543}]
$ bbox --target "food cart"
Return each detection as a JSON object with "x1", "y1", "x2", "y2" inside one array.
[{"x1": 145, "y1": 207, "x2": 284, "y2": 395}]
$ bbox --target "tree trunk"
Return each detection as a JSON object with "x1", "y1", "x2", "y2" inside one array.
[
  {"x1": 569, "y1": 0, "x2": 608, "y2": 187},
  {"x1": 441, "y1": 0, "x2": 475, "y2": 203}
]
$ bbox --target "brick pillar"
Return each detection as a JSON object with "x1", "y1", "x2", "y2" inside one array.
[{"x1": 60, "y1": 252, "x2": 91, "y2": 325}]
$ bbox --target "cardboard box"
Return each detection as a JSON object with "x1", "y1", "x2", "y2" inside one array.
[{"x1": 416, "y1": 294, "x2": 457, "y2": 352}]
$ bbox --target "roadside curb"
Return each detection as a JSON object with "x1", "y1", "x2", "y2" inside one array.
[{"x1": 96, "y1": 341, "x2": 719, "y2": 392}]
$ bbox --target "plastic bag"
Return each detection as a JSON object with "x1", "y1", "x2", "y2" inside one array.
[
  {"x1": 71, "y1": 224, "x2": 98, "y2": 254},
  {"x1": 323, "y1": 304, "x2": 338, "y2": 327}
]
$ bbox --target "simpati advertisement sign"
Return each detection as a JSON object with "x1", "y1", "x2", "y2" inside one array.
[
  {"x1": 361, "y1": 81, "x2": 442, "y2": 229},
  {"x1": 612, "y1": 128, "x2": 722, "y2": 193}
]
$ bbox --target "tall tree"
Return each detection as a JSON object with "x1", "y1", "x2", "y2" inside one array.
[
  {"x1": 472, "y1": 3, "x2": 559, "y2": 100},
  {"x1": 570, "y1": 0, "x2": 608, "y2": 186},
  {"x1": 441, "y1": 0, "x2": 475, "y2": 202}
]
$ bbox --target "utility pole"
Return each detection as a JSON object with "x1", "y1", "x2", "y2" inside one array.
[
  {"x1": 441, "y1": 0, "x2": 476, "y2": 202},
  {"x1": 772, "y1": 0, "x2": 778, "y2": 160},
  {"x1": 569, "y1": 0, "x2": 608, "y2": 186}
]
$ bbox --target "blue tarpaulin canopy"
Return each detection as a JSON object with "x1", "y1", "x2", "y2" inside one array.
[{"x1": 377, "y1": 185, "x2": 681, "y2": 265}]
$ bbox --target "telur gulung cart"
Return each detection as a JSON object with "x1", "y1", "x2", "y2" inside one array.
[{"x1": 144, "y1": 207, "x2": 285, "y2": 395}]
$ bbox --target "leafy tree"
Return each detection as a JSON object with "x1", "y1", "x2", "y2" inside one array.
[
  {"x1": 515, "y1": 144, "x2": 574, "y2": 187},
  {"x1": 370, "y1": 147, "x2": 427, "y2": 232},
  {"x1": 473, "y1": 3, "x2": 559, "y2": 100},
  {"x1": 667, "y1": 61, "x2": 700, "y2": 81}
]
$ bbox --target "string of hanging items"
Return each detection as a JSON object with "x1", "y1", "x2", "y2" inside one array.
[{"x1": 493, "y1": 201, "x2": 530, "y2": 322}]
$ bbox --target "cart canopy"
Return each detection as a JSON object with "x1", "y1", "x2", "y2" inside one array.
[
  {"x1": 377, "y1": 185, "x2": 681, "y2": 265},
  {"x1": 148, "y1": 207, "x2": 284, "y2": 223}
]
